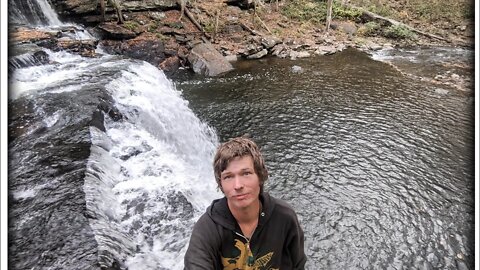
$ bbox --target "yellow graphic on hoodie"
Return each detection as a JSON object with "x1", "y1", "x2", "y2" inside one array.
[{"x1": 221, "y1": 239, "x2": 274, "y2": 270}]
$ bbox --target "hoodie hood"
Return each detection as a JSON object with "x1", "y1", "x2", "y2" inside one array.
[{"x1": 207, "y1": 192, "x2": 276, "y2": 231}]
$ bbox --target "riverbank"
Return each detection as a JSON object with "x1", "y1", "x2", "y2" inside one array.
[{"x1": 9, "y1": 0, "x2": 474, "y2": 92}]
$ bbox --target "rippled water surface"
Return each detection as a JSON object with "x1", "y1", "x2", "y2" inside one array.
[{"x1": 175, "y1": 48, "x2": 474, "y2": 269}]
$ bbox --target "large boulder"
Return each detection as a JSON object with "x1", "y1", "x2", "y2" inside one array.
[
  {"x1": 187, "y1": 43, "x2": 234, "y2": 76},
  {"x1": 97, "y1": 22, "x2": 138, "y2": 40},
  {"x1": 100, "y1": 33, "x2": 166, "y2": 66}
]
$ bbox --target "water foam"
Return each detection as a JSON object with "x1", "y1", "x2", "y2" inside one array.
[{"x1": 103, "y1": 62, "x2": 222, "y2": 269}]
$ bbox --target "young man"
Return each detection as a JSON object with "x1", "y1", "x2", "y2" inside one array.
[{"x1": 184, "y1": 137, "x2": 307, "y2": 269}]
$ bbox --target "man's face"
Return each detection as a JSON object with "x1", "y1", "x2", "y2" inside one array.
[{"x1": 220, "y1": 155, "x2": 261, "y2": 211}]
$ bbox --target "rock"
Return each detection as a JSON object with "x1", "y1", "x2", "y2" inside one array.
[
  {"x1": 9, "y1": 27, "x2": 57, "y2": 44},
  {"x1": 56, "y1": 38, "x2": 98, "y2": 57},
  {"x1": 383, "y1": 43, "x2": 395, "y2": 50},
  {"x1": 177, "y1": 45, "x2": 189, "y2": 61},
  {"x1": 271, "y1": 44, "x2": 289, "y2": 57},
  {"x1": 50, "y1": 0, "x2": 97, "y2": 15},
  {"x1": 164, "y1": 37, "x2": 180, "y2": 56},
  {"x1": 291, "y1": 65, "x2": 303, "y2": 73},
  {"x1": 247, "y1": 49, "x2": 268, "y2": 59},
  {"x1": 225, "y1": 0, "x2": 255, "y2": 9},
  {"x1": 226, "y1": 5, "x2": 242, "y2": 15},
  {"x1": 97, "y1": 23, "x2": 138, "y2": 40},
  {"x1": 324, "y1": 36, "x2": 336, "y2": 44},
  {"x1": 51, "y1": 0, "x2": 177, "y2": 18},
  {"x1": 226, "y1": 15, "x2": 239, "y2": 23},
  {"x1": 186, "y1": 39, "x2": 203, "y2": 49},
  {"x1": 451, "y1": 73, "x2": 460, "y2": 80},
  {"x1": 243, "y1": 43, "x2": 263, "y2": 56},
  {"x1": 289, "y1": 51, "x2": 310, "y2": 60},
  {"x1": 456, "y1": 259, "x2": 468, "y2": 270},
  {"x1": 175, "y1": 34, "x2": 192, "y2": 44},
  {"x1": 367, "y1": 42, "x2": 383, "y2": 51},
  {"x1": 225, "y1": 54, "x2": 238, "y2": 62},
  {"x1": 314, "y1": 45, "x2": 337, "y2": 55},
  {"x1": 426, "y1": 252, "x2": 440, "y2": 267},
  {"x1": 223, "y1": 24, "x2": 244, "y2": 34},
  {"x1": 284, "y1": 38, "x2": 297, "y2": 45},
  {"x1": 434, "y1": 88, "x2": 449, "y2": 95},
  {"x1": 100, "y1": 33, "x2": 166, "y2": 66},
  {"x1": 337, "y1": 43, "x2": 347, "y2": 51},
  {"x1": 261, "y1": 36, "x2": 281, "y2": 49},
  {"x1": 149, "y1": 11, "x2": 166, "y2": 20},
  {"x1": 159, "y1": 56, "x2": 180, "y2": 76},
  {"x1": 330, "y1": 21, "x2": 357, "y2": 36},
  {"x1": 9, "y1": 47, "x2": 50, "y2": 71},
  {"x1": 187, "y1": 43, "x2": 234, "y2": 76}
]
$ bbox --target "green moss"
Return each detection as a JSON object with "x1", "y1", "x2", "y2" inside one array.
[
  {"x1": 357, "y1": 21, "x2": 381, "y2": 36},
  {"x1": 147, "y1": 21, "x2": 159, "y2": 33},
  {"x1": 156, "y1": 33, "x2": 169, "y2": 42},
  {"x1": 366, "y1": 4, "x2": 392, "y2": 17},
  {"x1": 409, "y1": 0, "x2": 473, "y2": 21},
  {"x1": 332, "y1": 5, "x2": 363, "y2": 20},
  {"x1": 281, "y1": 1, "x2": 363, "y2": 24},
  {"x1": 382, "y1": 24, "x2": 416, "y2": 40},
  {"x1": 281, "y1": 0, "x2": 327, "y2": 24},
  {"x1": 202, "y1": 19, "x2": 215, "y2": 33},
  {"x1": 123, "y1": 21, "x2": 139, "y2": 31}
]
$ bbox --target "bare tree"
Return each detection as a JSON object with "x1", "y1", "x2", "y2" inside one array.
[
  {"x1": 99, "y1": 0, "x2": 125, "y2": 24},
  {"x1": 325, "y1": 0, "x2": 333, "y2": 32},
  {"x1": 177, "y1": 0, "x2": 186, "y2": 21}
]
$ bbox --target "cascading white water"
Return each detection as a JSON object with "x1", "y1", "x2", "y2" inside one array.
[
  {"x1": 11, "y1": 47, "x2": 223, "y2": 270},
  {"x1": 9, "y1": 0, "x2": 62, "y2": 26},
  {"x1": 102, "y1": 62, "x2": 222, "y2": 269}
]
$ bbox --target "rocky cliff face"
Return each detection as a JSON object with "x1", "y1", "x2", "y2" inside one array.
[{"x1": 50, "y1": 0, "x2": 177, "y2": 23}]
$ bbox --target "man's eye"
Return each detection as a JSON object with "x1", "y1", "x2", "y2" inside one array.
[
  {"x1": 243, "y1": 171, "x2": 252, "y2": 175},
  {"x1": 223, "y1": 175, "x2": 232, "y2": 180}
]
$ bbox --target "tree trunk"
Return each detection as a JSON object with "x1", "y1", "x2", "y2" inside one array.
[
  {"x1": 325, "y1": 0, "x2": 333, "y2": 32},
  {"x1": 357, "y1": 7, "x2": 449, "y2": 42}
]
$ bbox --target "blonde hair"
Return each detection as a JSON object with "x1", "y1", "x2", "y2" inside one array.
[{"x1": 213, "y1": 137, "x2": 268, "y2": 193}]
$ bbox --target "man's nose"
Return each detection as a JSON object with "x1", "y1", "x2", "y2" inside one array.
[{"x1": 233, "y1": 176, "x2": 244, "y2": 189}]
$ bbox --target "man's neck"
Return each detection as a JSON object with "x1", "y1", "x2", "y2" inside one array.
[{"x1": 229, "y1": 198, "x2": 261, "y2": 225}]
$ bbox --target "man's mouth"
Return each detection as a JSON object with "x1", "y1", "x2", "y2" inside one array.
[{"x1": 234, "y1": 194, "x2": 248, "y2": 200}]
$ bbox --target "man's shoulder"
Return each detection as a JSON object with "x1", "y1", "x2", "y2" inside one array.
[
  {"x1": 269, "y1": 195, "x2": 298, "y2": 217},
  {"x1": 193, "y1": 210, "x2": 217, "y2": 231}
]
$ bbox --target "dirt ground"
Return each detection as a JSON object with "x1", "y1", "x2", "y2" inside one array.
[{"x1": 187, "y1": 0, "x2": 474, "y2": 49}]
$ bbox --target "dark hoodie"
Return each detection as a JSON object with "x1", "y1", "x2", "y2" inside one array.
[{"x1": 184, "y1": 193, "x2": 307, "y2": 270}]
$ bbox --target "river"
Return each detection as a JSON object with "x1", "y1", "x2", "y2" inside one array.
[
  {"x1": 8, "y1": 0, "x2": 474, "y2": 269},
  {"x1": 175, "y1": 50, "x2": 474, "y2": 269}
]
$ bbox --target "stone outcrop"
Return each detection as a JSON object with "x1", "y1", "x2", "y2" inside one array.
[
  {"x1": 51, "y1": 0, "x2": 177, "y2": 20},
  {"x1": 100, "y1": 33, "x2": 166, "y2": 67},
  {"x1": 10, "y1": 27, "x2": 98, "y2": 57},
  {"x1": 187, "y1": 43, "x2": 234, "y2": 76},
  {"x1": 97, "y1": 22, "x2": 138, "y2": 39}
]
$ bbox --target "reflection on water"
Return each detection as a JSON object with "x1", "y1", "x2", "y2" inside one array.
[{"x1": 175, "y1": 48, "x2": 473, "y2": 269}]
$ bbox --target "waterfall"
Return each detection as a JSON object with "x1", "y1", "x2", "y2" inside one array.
[
  {"x1": 9, "y1": 1, "x2": 222, "y2": 269},
  {"x1": 101, "y1": 62, "x2": 221, "y2": 269},
  {"x1": 9, "y1": 0, "x2": 62, "y2": 26}
]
